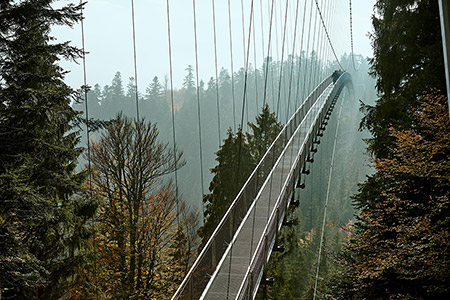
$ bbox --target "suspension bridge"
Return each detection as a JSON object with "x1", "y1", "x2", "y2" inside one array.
[
  {"x1": 172, "y1": 72, "x2": 353, "y2": 300},
  {"x1": 77, "y1": 0, "x2": 362, "y2": 299}
]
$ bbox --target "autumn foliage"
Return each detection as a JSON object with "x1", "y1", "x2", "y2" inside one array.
[
  {"x1": 335, "y1": 92, "x2": 450, "y2": 299},
  {"x1": 72, "y1": 115, "x2": 198, "y2": 299}
]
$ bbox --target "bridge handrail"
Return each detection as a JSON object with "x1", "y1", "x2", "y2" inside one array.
[
  {"x1": 171, "y1": 74, "x2": 333, "y2": 300},
  {"x1": 236, "y1": 72, "x2": 353, "y2": 300}
]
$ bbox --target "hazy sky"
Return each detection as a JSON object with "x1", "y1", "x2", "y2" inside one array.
[{"x1": 54, "y1": 0, "x2": 376, "y2": 91}]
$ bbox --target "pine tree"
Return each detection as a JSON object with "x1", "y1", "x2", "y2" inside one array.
[
  {"x1": 146, "y1": 76, "x2": 163, "y2": 103},
  {"x1": 183, "y1": 65, "x2": 196, "y2": 93},
  {"x1": 247, "y1": 104, "x2": 283, "y2": 161},
  {"x1": 0, "y1": 1, "x2": 97, "y2": 298},
  {"x1": 199, "y1": 128, "x2": 255, "y2": 242}
]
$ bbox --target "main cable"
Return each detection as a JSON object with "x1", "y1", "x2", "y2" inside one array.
[
  {"x1": 314, "y1": 0, "x2": 344, "y2": 70},
  {"x1": 349, "y1": 0, "x2": 359, "y2": 71}
]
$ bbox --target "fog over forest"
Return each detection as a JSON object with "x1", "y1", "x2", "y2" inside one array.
[{"x1": 73, "y1": 52, "x2": 376, "y2": 216}]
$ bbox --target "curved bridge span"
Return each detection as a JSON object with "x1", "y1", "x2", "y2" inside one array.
[{"x1": 172, "y1": 73, "x2": 353, "y2": 300}]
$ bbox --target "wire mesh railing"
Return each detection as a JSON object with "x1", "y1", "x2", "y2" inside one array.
[{"x1": 234, "y1": 73, "x2": 352, "y2": 300}]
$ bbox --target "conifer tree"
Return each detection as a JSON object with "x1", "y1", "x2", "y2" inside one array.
[
  {"x1": 199, "y1": 128, "x2": 255, "y2": 242},
  {"x1": 247, "y1": 104, "x2": 283, "y2": 161},
  {"x1": 146, "y1": 76, "x2": 163, "y2": 103},
  {"x1": 0, "y1": 1, "x2": 97, "y2": 298}
]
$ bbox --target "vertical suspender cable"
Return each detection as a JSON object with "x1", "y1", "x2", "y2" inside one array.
[
  {"x1": 80, "y1": 1, "x2": 91, "y2": 198},
  {"x1": 130, "y1": 0, "x2": 140, "y2": 120},
  {"x1": 301, "y1": 0, "x2": 314, "y2": 103},
  {"x1": 286, "y1": 0, "x2": 301, "y2": 168},
  {"x1": 307, "y1": 0, "x2": 319, "y2": 100},
  {"x1": 285, "y1": 0, "x2": 301, "y2": 122},
  {"x1": 252, "y1": 4, "x2": 259, "y2": 113},
  {"x1": 211, "y1": 0, "x2": 221, "y2": 146},
  {"x1": 79, "y1": 3, "x2": 96, "y2": 298},
  {"x1": 259, "y1": 0, "x2": 266, "y2": 100},
  {"x1": 165, "y1": 0, "x2": 180, "y2": 227},
  {"x1": 240, "y1": 0, "x2": 249, "y2": 128},
  {"x1": 227, "y1": 0, "x2": 237, "y2": 132},
  {"x1": 262, "y1": 0, "x2": 276, "y2": 109},
  {"x1": 271, "y1": 0, "x2": 279, "y2": 111},
  {"x1": 294, "y1": 0, "x2": 309, "y2": 109},
  {"x1": 192, "y1": 0, "x2": 205, "y2": 223},
  {"x1": 227, "y1": 1, "x2": 254, "y2": 298},
  {"x1": 241, "y1": 0, "x2": 248, "y2": 130},
  {"x1": 275, "y1": 0, "x2": 289, "y2": 118},
  {"x1": 312, "y1": 0, "x2": 324, "y2": 88}
]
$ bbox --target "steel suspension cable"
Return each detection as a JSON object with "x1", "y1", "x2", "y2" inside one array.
[
  {"x1": 271, "y1": 0, "x2": 279, "y2": 110},
  {"x1": 349, "y1": 0, "x2": 359, "y2": 71},
  {"x1": 240, "y1": 0, "x2": 249, "y2": 128},
  {"x1": 275, "y1": 0, "x2": 289, "y2": 118},
  {"x1": 284, "y1": 0, "x2": 301, "y2": 122},
  {"x1": 238, "y1": 0, "x2": 255, "y2": 135},
  {"x1": 262, "y1": 0, "x2": 276, "y2": 109},
  {"x1": 313, "y1": 0, "x2": 328, "y2": 88},
  {"x1": 307, "y1": 0, "x2": 319, "y2": 100},
  {"x1": 286, "y1": 0, "x2": 301, "y2": 168},
  {"x1": 211, "y1": 0, "x2": 221, "y2": 146},
  {"x1": 294, "y1": 0, "x2": 310, "y2": 110},
  {"x1": 227, "y1": 1, "x2": 255, "y2": 298},
  {"x1": 80, "y1": 1, "x2": 91, "y2": 199},
  {"x1": 252, "y1": 4, "x2": 259, "y2": 113},
  {"x1": 79, "y1": 4, "x2": 96, "y2": 298},
  {"x1": 320, "y1": 0, "x2": 333, "y2": 81},
  {"x1": 301, "y1": 0, "x2": 314, "y2": 103},
  {"x1": 192, "y1": 0, "x2": 205, "y2": 222},
  {"x1": 284, "y1": 0, "x2": 301, "y2": 121},
  {"x1": 130, "y1": 0, "x2": 140, "y2": 120},
  {"x1": 165, "y1": 0, "x2": 180, "y2": 227},
  {"x1": 227, "y1": 0, "x2": 237, "y2": 132},
  {"x1": 313, "y1": 0, "x2": 325, "y2": 87},
  {"x1": 259, "y1": 0, "x2": 265, "y2": 89},
  {"x1": 314, "y1": 0, "x2": 344, "y2": 70},
  {"x1": 267, "y1": 0, "x2": 289, "y2": 222}
]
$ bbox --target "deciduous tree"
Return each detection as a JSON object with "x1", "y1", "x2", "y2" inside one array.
[{"x1": 335, "y1": 93, "x2": 450, "y2": 299}]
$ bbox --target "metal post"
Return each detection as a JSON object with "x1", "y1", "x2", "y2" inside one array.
[
  {"x1": 212, "y1": 239, "x2": 217, "y2": 267},
  {"x1": 439, "y1": 0, "x2": 450, "y2": 112},
  {"x1": 249, "y1": 271, "x2": 254, "y2": 300}
]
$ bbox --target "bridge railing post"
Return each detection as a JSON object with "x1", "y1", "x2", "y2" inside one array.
[{"x1": 249, "y1": 271, "x2": 254, "y2": 300}]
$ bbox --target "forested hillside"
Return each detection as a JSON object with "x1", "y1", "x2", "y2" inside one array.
[{"x1": 72, "y1": 53, "x2": 340, "y2": 213}]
